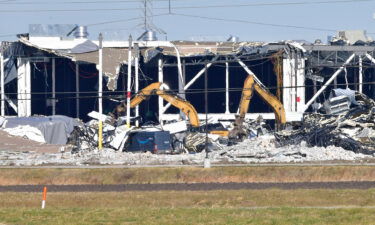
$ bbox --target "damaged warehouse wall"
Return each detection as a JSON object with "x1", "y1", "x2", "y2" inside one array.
[{"x1": 1, "y1": 36, "x2": 375, "y2": 125}]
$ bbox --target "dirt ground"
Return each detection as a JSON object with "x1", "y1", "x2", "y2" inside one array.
[{"x1": 0, "y1": 130, "x2": 63, "y2": 153}]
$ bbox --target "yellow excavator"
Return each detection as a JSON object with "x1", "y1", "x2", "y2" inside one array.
[
  {"x1": 113, "y1": 82, "x2": 200, "y2": 127},
  {"x1": 211, "y1": 74, "x2": 286, "y2": 139},
  {"x1": 114, "y1": 74, "x2": 286, "y2": 140}
]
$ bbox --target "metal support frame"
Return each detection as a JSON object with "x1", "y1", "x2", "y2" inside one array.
[
  {"x1": 236, "y1": 57, "x2": 265, "y2": 88},
  {"x1": 98, "y1": 34, "x2": 104, "y2": 150},
  {"x1": 126, "y1": 35, "x2": 132, "y2": 128},
  {"x1": 158, "y1": 58, "x2": 164, "y2": 125},
  {"x1": 75, "y1": 63, "x2": 79, "y2": 118},
  {"x1": 359, "y1": 56, "x2": 363, "y2": 93},
  {"x1": 303, "y1": 53, "x2": 356, "y2": 112},
  {"x1": 179, "y1": 59, "x2": 186, "y2": 119},
  {"x1": 134, "y1": 43, "x2": 140, "y2": 127},
  {"x1": 52, "y1": 58, "x2": 56, "y2": 115},
  {"x1": 365, "y1": 53, "x2": 375, "y2": 64},
  {"x1": 180, "y1": 59, "x2": 186, "y2": 99},
  {"x1": 0, "y1": 53, "x2": 4, "y2": 116},
  {"x1": 171, "y1": 44, "x2": 183, "y2": 87},
  {"x1": 17, "y1": 58, "x2": 31, "y2": 117},
  {"x1": 225, "y1": 61, "x2": 230, "y2": 114},
  {"x1": 162, "y1": 55, "x2": 219, "y2": 113}
]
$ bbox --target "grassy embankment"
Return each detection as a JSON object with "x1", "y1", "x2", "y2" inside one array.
[{"x1": 0, "y1": 166, "x2": 375, "y2": 185}]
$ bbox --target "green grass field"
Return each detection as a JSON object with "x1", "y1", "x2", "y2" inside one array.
[
  {"x1": 0, "y1": 189, "x2": 375, "y2": 225},
  {"x1": 1, "y1": 207, "x2": 375, "y2": 225},
  {"x1": 1, "y1": 166, "x2": 375, "y2": 224}
]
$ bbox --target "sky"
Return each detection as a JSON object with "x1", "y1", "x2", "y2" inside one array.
[{"x1": 0, "y1": 0, "x2": 374, "y2": 43}]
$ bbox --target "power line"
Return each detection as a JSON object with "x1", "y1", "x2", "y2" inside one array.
[
  {"x1": 6, "y1": 80, "x2": 375, "y2": 102},
  {"x1": 0, "y1": 33, "x2": 17, "y2": 38},
  {"x1": 0, "y1": 0, "x2": 374, "y2": 12},
  {"x1": 172, "y1": 13, "x2": 337, "y2": 32},
  {"x1": 1, "y1": 0, "x2": 373, "y2": 5},
  {"x1": 85, "y1": 17, "x2": 142, "y2": 27},
  {"x1": 0, "y1": 0, "x2": 179, "y2": 4},
  {"x1": 4, "y1": 81, "x2": 375, "y2": 96}
]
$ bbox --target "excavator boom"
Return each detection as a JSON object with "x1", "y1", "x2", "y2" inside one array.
[
  {"x1": 123, "y1": 82, "x2": 200, "y2": 127},
  {"x1": 239, "y1": 75, "x2": 286, "y2": 125},
  {"x1": 155, "y1": 90, "x2": 200, "y2": 127},
  {"x1": 229, "y1": 74, "x2": 286, "y2": 139},
  {"x1": 129, "y1": 82, "x2": 162, "y2": 107}
]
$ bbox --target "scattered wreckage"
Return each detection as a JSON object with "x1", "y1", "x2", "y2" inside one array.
[
  {"x1": 275, "y1": 89, "x2": 375, "y2": 155},
  {"x1": 0, "y1": 78, "x2": 373, "y2": 160},
  {"x1": 67, "y1": 73, "x2": 285, "y2": 154}
]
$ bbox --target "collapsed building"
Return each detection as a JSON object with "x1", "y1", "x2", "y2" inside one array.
[{"x1": 0, "y1": 25, "x2": 374, "y2": 156}]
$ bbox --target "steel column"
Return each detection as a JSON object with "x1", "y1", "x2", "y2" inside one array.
[
  {"x1": 75, "y1": 63, "x2": 79, "y2": 118},
  {"x1": 0, "y1": 53, "x2": 4, "y2": 116},
  {"x1": 134, "y1": 43, "x2": 140, "y2": 127},
  {"x1": 359, "y1": 56, "x2": 363, "y2": 93},
  {"x1": 162, "y1": 55, "x2": 219, "y2": 113},
  {"x1": 52, "y1": 58, "x2": 56, "y2": 115},
  {"x1": 225, "y1": 61, "x2": 230, "y2": 114},
  {"x1": 158, "y1": 58, "x2": 164, "y2": 125},
  {"x1": 126, "y1": 35, "x2": 132, "y2": 128}
]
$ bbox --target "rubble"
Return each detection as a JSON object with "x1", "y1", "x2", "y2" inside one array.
[
  {"x1": 0, "y1": 115, "x2": 78, "y2": 145},
  {"x1": 275, "y1": 90, "x2": 375, "y2": 155},
  {"x1": 0, "y1": 88, "x2": 373, "y2": 167},
  {"x1": 0, "y1": 135, "x2": 371, "y2": 166}
]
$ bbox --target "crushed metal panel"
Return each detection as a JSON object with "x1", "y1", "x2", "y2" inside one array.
[
  {"x1": 158, "y1": 41, "x2": 264, "y2": 57},
  {"x1": 19, "y1": 38, "x2": 129, "y2": 91}
]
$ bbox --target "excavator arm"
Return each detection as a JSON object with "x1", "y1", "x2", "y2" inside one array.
[
  {"x1": 229, "y1": 74, "x2": 286, "y2": 139},
  {"x1": 129, "y1": 82, "x2": 163, "y2": 107},
  {"x1": 239, "y1": 75, "x2": 286, "y2": 126},
  {"x1": 155, "y1": 90, "x2": 200, "y2": 127},
  {"x1": 117, "y1": 82, "x2": 200, "y2": 128}
]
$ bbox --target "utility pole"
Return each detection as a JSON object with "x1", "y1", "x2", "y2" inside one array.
[
  {"x1": 126, "y1": 35, "x2": 133, "y2": 128},
  {"x1": 204, "y1": 62, "x2": 210, "y2": 168},
  {"x1": 98, "y1": 33, "x2": 103, "y2": 150},
  {"x1": 0, "y1": 52, "x2": 4, "y2": 116},
  {"x1": 134, "y1": 43, "x2": 140, "y2": 127}
]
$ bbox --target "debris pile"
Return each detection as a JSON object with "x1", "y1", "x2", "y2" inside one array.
[
  {"x1": 215, "y1": 136, "x2": 368, "y2": 163},
  {"x1": 0, "y1": 134, "x2": 370, "y2": 166},
  {"x1": 275, "y1": 91, "x2": 375, "y2": 155},
  {"x1": 0, "y1": 87, "x2": 374, "y2": 166},
  {"x1": 0, "y1": 115, "x2": 78, "y2": 145}
]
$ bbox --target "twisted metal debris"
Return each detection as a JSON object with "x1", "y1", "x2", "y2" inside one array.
[{"x1": 275, "y1": 92, "x2": 375, "y2": 155}]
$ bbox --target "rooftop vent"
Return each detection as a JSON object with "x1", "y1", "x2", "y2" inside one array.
[
  {"x1": 227, "y1": 35, "x2": 239, "y2": 42},
  {"x1": 137, "y1": 30, "x2": 158, "y2": 41},
  {"x1": 74, "y1": 26, "x2": 89, "y2": 39}
]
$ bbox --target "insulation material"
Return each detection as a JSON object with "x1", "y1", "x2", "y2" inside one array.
[
  {"x1": 4, "y1": 125, "x2": 46, "y2": 143},
  {"x1": 150, "y1": 41, "x2": 263, "y2": 57},
  {"x1": 2, "y1": 115, "x2": 78, "y2": 144},
  {"x1": 161, "y1": 121, "x2": 188, "y2": 134}
]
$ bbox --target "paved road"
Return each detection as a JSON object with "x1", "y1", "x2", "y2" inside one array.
[{"x1": 1, "y1": 181, "x2": 375, "y2": 192}]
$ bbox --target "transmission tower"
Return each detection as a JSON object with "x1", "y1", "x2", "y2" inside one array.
[
  {"x1": 141, "y1": 0, "x2": 154, "y2": 31},
  {"x1": 138, "y1": 0, "x2": 166, "y2": 40}
]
